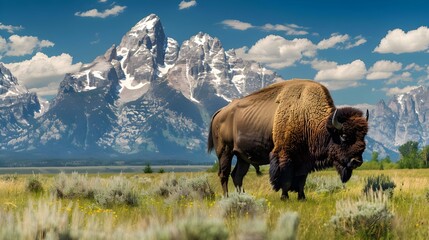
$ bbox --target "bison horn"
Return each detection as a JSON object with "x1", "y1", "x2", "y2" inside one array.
[
  {"x1": 366, "y1": 109, "x2": 369, "y2": 122},
  {"x1": 332, "y1": 109, "x2": 343, "y2": 130}
]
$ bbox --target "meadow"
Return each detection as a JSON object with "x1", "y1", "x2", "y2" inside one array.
[{"x1": 0, "y1": 168, "x2": 428, "y2": 239}]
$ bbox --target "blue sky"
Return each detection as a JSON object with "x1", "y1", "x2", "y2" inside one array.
[{"x1": 1, "y1": 0, "x2": 429, "y2": 105}]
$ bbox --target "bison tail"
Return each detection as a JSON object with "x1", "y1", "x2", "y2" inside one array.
[
  {"x1": 207, "y1": 124, "x2": 214, "y2": 153},
  {"x1": 269, "y1": 153, "x2": 283, "y2": 191},
  {"x1": 207, "y1": 109, "x2": 221, "y2": 153}
]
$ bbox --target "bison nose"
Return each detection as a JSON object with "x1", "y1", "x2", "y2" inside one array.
[{"x1": 347, "y1": 157, "x2": 363, "y2": 169}]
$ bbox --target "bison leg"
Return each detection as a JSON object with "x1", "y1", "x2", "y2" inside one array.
[
  {"x1": 280, "y1": 169, "x2": 294, "y2": 201},
  {"x1": 269, "y1": 152, "x2": 294, "y2": 200},
  {"x1": 231, "y1": 157, "x2": 250, "y2": 193},
  {"x1": 295, "y1": 175, "x2": 308, "y2": 201},
  {"x1": 253, "y1": 164, "x2": 262, "y2": 176},
  {"x1": 218, "y1": 146, "x2": 233, "y2": 197}
]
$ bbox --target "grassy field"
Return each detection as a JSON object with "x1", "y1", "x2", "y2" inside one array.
[{"x1": 0, "y1": 168, "x2": 428, "y2": 239}]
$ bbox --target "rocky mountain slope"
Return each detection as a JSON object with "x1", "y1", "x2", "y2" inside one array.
[
  {"x1": 366, "y1": 86, "x2": 429, "y2": 159},
  {"x1": 0, "y1": 63, "x2": 41, "y2": 152}
]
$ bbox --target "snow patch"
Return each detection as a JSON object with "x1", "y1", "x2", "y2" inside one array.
[
  {"x1": 397, "y1": 94, "x2": 405, "y2": 110},
  {"x1": 193, "y1": 34, "x2": 208, "y2": 45},
  {"x1": 210, "y1": 66, "x2": 222, "y2": 85},
  {"x1": 82, "y1": 70, "x2": 95, "y2": 91},
  {"x1": 231, "y1": 74, "x2": 245, "y2": 94},
  {"x1": 92, "y1": 71, "x2": 105, "y2": 80},
  {"x1": 120, "y1": 73, "x2": 148, "y2": 90},
  {"x1": 185, "y1": 62, "x2": 199, "y2": 103},
  {"x1": 158, "y1": 64, "x2": 174, "y2": 77},
  {"x1": 216, "y1": 94, "x2": 232, "y2": 102}
]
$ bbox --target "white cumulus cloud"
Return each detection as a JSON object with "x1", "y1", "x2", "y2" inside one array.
[
  {"x1": 367, "y1": 60, "x2": 402, "y2": 80},
  {"x1": 261, "y1": 23, "x2": 308, "y2": 35},
  {"x1": 374, "y1": 26, "x2": 429, "y2": 54},
  {"x1": 309, "y1": 59, "x2": 338, "y2": 71},
  {"x1": 384, "y1": 86, "x2": 419, "y2": 96},
  {"x1": 221, "y1": 20, "x2": 253, "y2": 30},
  {"x1": 221, "y1": 19, "x2": 309, "y2": 35},
  {"x1": 0, "y1": 35, "x2": 54, "y2": 57},
  {"x1": 369, "y1": 60, "x2": 402, "y2": 72},
  {"x1": 345, "y1": 36, "x2": 367, "y2": 49},
  {"x1": 315, "y1": 60, "x2": 367, "y2": 81},
  {"x1": 179, "y1": 0, "x2": 197, "y2": 10},
  {"x1": 317, "y1": 34, "x2": 350, "y2": 50},
  {"x1": 4, "y1": 52, "x2": 82, "y2": 97},
  {"x1": 314, "y1": 60, "x2": 367, "y2": 90},
  {"x1": 317, "y1": 34, "x2": 367, "y2": 50},
  {"x1": 404, "y1": 63, "x2": 424, "y2": 72},
  {"x1": 235, "y1": 35, "x2": 316, "y2": 69},
  {"x1": 75, "y1": 5, "x2": 126, "y2": 18},
  {"x1": 0, "y1": 22, "x2": 23, "y2": 33}
]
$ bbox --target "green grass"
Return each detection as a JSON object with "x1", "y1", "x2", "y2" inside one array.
[{"x1": 0, "y1": 169, "x2": 428, "y2": 239}]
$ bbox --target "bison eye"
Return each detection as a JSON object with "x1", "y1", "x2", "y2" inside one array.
[{"x1": 340, "y1": 134, "x2": 347, "y2": 142}]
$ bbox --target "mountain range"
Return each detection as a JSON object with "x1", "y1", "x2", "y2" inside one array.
[
  {"x1": 0, "y1": 14, "x2": 426, "y2": 165},
  {"x1": 0, "y1": 14, "x2": 282, "y2": 165}
]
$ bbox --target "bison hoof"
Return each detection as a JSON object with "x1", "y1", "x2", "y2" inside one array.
[
  {"x1": 235, "y1": 187, "x2": 245, "y2": 194},
  {"x1": 280, "y1": 194, "x2": 289, "y2": 201}
]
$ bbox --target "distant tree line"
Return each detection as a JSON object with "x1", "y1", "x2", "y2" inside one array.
[
  {"x1": 360, "y1": 151, "x2": 396, "y2": 170},
  {"x1": 397, "y1": 141, "x2": 429, "y2": 169},
  {"x1": 363, "y1": 140, "x2": 429, "y2": 170}
]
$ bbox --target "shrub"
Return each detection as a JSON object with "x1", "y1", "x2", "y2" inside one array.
[
  {"x1": 363, "y1": 174, "x2": 396, "y2": 197},
  {"x1": 26, "y1": 175, "x2": 44, "y2": 193},
  {"x1": 218, "y1": 193, "x2": 266, "y2": 218},
  {"x1": 158, "y1": 168, "x2": 165, "y2": 173},
  {"x1": 52, "y1": 172, "x2": 139, "y2": 207},
  {"x1": 144, "y1": 214, "x2": 228, "y2": 240},
  {"x1": 0, "y1": 199, "x2": 72, "y2": 239},
  {"x1": 330, "y1": 196, "x2": 393, "y2": 239},
  {"x1": 0, "y1": 174, "x2": 18, "y2": 182},
  {"x1": 236, "y1": 212, "x2": 299, "y2": 240},
  {"x1": 144, "y1": 164, "x2": 153, "y2": 173},
  {"x1": 0, "y1": 210, "x2": 16, "y2": 239},
  {"x1": 154, "y1": 175, "x2": 215, "y2": 201},
  {"x1": 94, "y1": 175, "x2": 139, "y2": 207},
  {"x1": 237, "y1": 218, "x2": 268, "y2": 240},
  {"x1": 271, "y1": 212, "x2": 300, "y2": 240},
  {"x1": 305, "y1": 175, "x2": 343, "y2": 194},
  {"x1": 52, "y1": 172, "x2": 95, "y2": 199}
]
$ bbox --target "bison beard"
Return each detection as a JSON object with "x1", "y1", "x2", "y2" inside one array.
[{"x1": 341, "y1": 167, "x2": 353, "y2": 182}]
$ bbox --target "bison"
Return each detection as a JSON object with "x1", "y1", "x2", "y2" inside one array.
[{"x1": 207, "y1": 79, "x2": 368, "y2": 200}]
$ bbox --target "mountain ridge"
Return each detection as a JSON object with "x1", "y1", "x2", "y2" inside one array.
[{"x1": 0, "y1": 14, "x2": 281, "y2": 164}]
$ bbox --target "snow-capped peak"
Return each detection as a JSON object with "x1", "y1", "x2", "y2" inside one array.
[
  {"x1": 0, "y1": 63, "x2": 29, "y2": 97},
  {"x1": 191, "y1": 32, "x2": 214, "y2": 46},
  {"x1": 130, "y1": 14, "x2": 160, "y2": 33},
  {"x1": 118, "y1": 13, "x2": 165, "y2": 53}
]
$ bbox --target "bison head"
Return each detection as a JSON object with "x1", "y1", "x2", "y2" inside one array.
[{"x1": 327, "y1": 107, "x2": 368, "y2": 183}]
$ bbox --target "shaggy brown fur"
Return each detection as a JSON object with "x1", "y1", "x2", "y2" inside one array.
[{"x1": 208, "y1": 79, "x2": 368, "y2": 199}]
